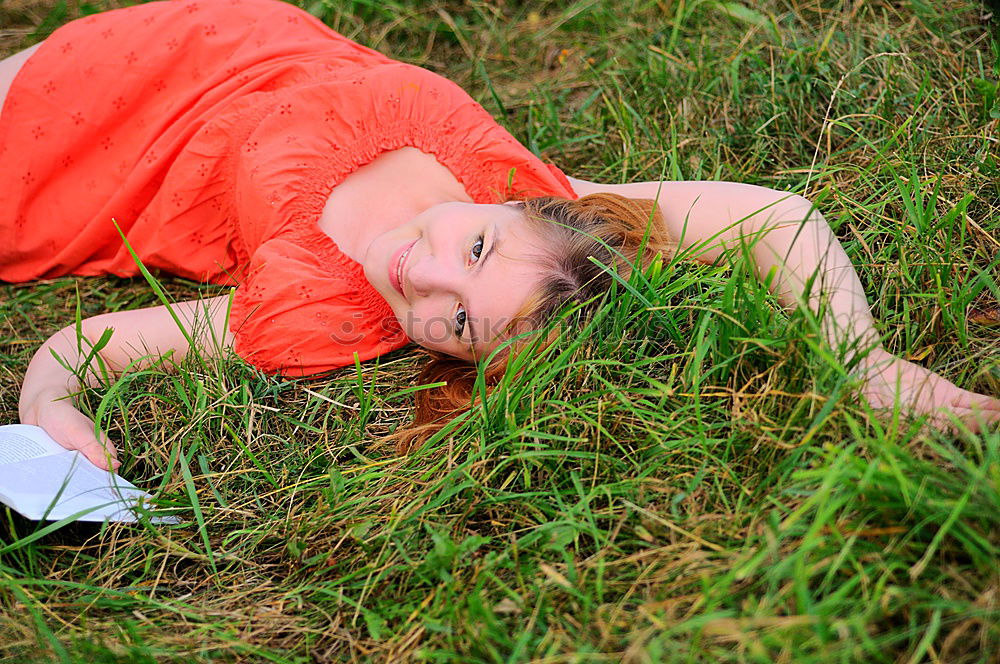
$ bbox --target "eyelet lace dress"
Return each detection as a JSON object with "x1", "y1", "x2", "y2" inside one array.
[{"x1": 0, "y1": 0, "x2": 576, "y2": 375}]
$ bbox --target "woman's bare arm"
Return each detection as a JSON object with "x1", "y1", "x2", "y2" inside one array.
[
  {"x1": 18, "y1": 295, "x2": 234, "y2": 470},
  {"x1": 569, "y1": 177, "x2": 1000, "y2": 430}
]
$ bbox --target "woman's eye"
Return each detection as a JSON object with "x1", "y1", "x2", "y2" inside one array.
[
  {"x1": 470, "y1": 236, "x2": 484, "y2": 262},
  {"x1": 454, "y1": 306, "x2": 467, "y2": 338}
]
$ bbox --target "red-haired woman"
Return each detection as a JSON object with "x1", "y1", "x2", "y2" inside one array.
[{"x1": 2, "y1": 0, "x2": 997, "y2": 469}]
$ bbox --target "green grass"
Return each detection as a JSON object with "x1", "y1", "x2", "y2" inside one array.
[{"x1": 2, "y1": 0, "x2": 999, "y2": 661}]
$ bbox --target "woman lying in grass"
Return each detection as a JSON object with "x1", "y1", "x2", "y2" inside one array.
[{"x1": 2, "y1": 0, "x2": 997, "y2": 471}]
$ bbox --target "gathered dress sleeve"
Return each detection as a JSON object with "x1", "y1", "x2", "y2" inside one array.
[{"x1": 228, "y1": 237, "x2": 405, "y2": 374}]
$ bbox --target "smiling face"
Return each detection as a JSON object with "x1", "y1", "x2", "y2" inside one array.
[{"x1": 362, "y1": 201, "x2": 549, "y2": 361}]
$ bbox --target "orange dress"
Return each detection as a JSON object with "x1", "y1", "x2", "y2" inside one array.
[{"x1": 0, "y1": 0, "x2": 576, "y2": 375}]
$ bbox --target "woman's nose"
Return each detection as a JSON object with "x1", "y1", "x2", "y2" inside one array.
[{"x1": 408, "y1": 254, "x2": 457, "y2": 297}]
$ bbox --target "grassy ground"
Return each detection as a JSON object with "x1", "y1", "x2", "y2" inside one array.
[{"x1": 2, "y1": 0, "x2": 999, "y2": 661}]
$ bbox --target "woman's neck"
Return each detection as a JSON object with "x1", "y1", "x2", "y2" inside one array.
[{"x1": 318, "y1": 147, "x2": 471, "y2": 262}]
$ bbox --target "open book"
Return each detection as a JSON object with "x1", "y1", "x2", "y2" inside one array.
[{"x1": 0, "y1": 424, "x2": 174, "y2": 523}]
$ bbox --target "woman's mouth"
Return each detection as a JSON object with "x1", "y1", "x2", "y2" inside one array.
[{"x1": 389, "y1": 239, "x2": 417, "y2": 298}]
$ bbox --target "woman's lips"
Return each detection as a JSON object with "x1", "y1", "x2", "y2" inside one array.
[{"x1": 389, "y1": 239, "x2": 417, "y2": 298}]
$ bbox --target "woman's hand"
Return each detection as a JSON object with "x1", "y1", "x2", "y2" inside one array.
[
  {"x1": 21, "y1": 388, "x2": 119, "y2": 471},
  {"x1": 17, "y1": 296, "x2": 234, "y2": 473},
  {"x1": 857, "y1": 348, "x2": 1000, "y2": 432}
]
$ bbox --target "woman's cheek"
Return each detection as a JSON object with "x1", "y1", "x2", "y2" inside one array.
[{"x1": 405, "y1": 306, "x2": 454, "y2": 350}]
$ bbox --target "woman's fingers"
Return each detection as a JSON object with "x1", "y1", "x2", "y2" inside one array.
[
  {"x1": 949, "y1": 390, "x2": 1000, "y2": 411},
  {"x1": 936, "y1": 387, "x2": 1000, "y2": 432},
  {"x1": 73, "y1": 428, "x2": 119, "y2": 471},
  {"x1": 869, "y1": 404, "x2": 999, "y2": 435},
  {"x1": 37, "y1": 403, "x2": 119, "y2": 471},
  {"x1": 859, "y1": 356, "x2": 1000, "y2": 434},
  {"x1": 66, "y1": 415, "x2": 119, "y2": 471},
  {"x1": 932, "y1": 406, "x2": 1000, "y2": 434}
]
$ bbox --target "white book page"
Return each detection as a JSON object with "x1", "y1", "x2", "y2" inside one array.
[
  {"x1": 0, "y1": 452, "x2": 147, "y2": 522},
  {"x1": 0, "y1": 424, "x2": 177, "y2": 523},
  {"x1": 0, "y1": 424, "x2": 67, "y2": 463}
]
